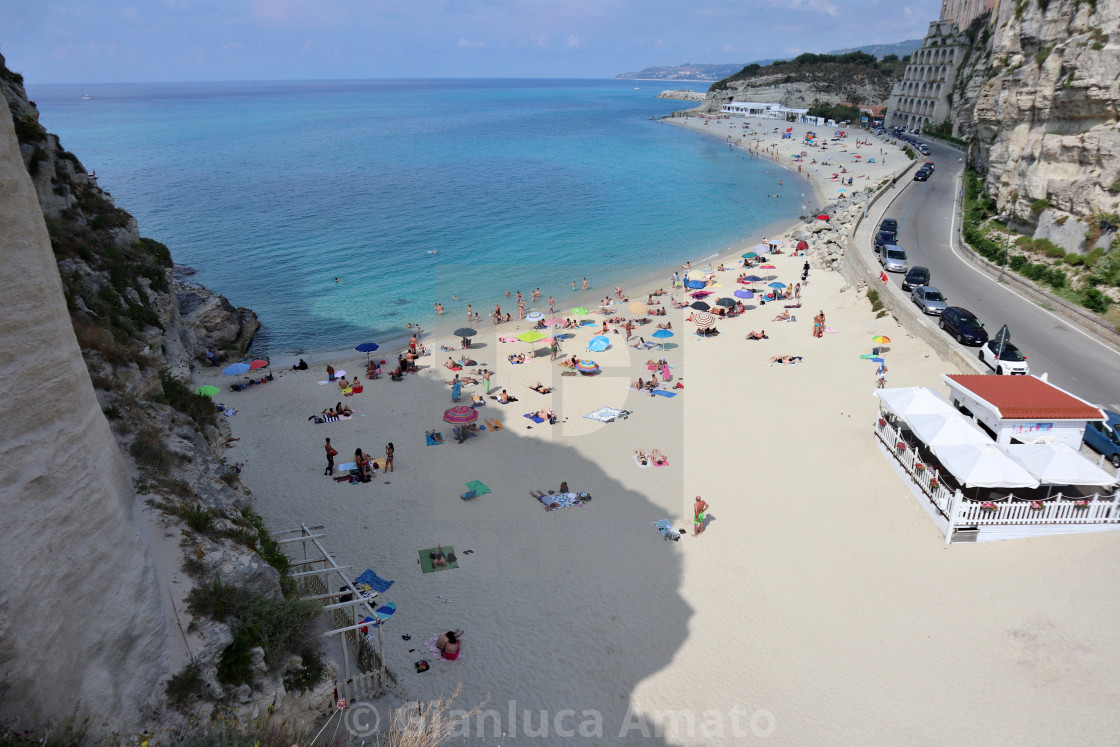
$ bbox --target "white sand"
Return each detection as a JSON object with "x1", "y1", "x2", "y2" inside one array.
[{"x1": 207, "y1": 120, "x2": 1120, "y2": 744}]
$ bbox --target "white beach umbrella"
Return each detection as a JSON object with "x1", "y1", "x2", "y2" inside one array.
[
  {"x1": 933, "y1": 443, "x2": 1040, "y2": 489},
  {"x1": 1003, "y1": 443, "x2": 1118, "y2": 487},
  {"x1": 906, "y1": 412, "x2": 991, "y2": 448},
  {"x1": 875, "y1": 387, "x2": 956, "y2": 420}
]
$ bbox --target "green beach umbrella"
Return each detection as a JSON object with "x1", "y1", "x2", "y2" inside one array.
[
  {"x1": 517, "y1": 330, "x2": 546, "y2": 343},
  {"x1": 196, "y1": 384, "x2": 221, "y2": 397},
  {"x1": 570, "y1": 307, "x2": 589, "y2": 315}
]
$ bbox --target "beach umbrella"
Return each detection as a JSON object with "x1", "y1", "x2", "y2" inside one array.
[
  {"x1": 355, "y1": 341, "x2": 380, "y2": 363},
  {"x1": 545, "y1": 317, "x2": 566, "y2": 327},
  {"x1": 768, "y1": 282, "x2": 786, "y2": 289},
  {"x1": 715, "y1": 297, "x2": 736, "y2": 307},
  {"x1": 691, "y1": 311, "x2": 716, "y2": 327},
  {"x1": 743, "y1": 275, "x2": 764, "y2": 283},
  {"x1": 222, "y1": 362, "x2": 251, "y2": 376},
  {"x1": 628, "y1": 301, "x2": 648, "y2": 314},
  {"x1": 196, "y1": 384, "x2": 220, "y2": 397},
  {"x1": 651, "y1": 329, "x2": 674, "y2": 339},
  {"x1": 690, "y1": 301, "x2": 711, "y2": 311},
  {"x1": 734, "y1": 289, "x2": 755, "y2": 299},
  {"x1": 570, "y1": 307, "x2": 589, "y2": 315},
  {"x1": 587, "y1": 336, "x2": 611, "y2": 352},
  {"x1": 249, "y1": 359, "x2": 270, "y2": 370},
  {"x1": 753, "y1": 243, "x2": 768, "y2": 254},
  {"x1": 526, "y1": 311, "x2": 543, "y2": 321},
  {"x1": 517, "y1": 330, "x2": 546, "y2": 343},
  {"x1": 683, "y1": 279, "x2": 706, "y2": 290},
  {"x1": 796, "y1": 240, "x2": 808, "y2": 251},
  {"x1": 872, "y1": 335, "x2": 891, "y2": 344},
  {"x1": 453, "y1": 327, "x2": 477, "y2": 337},
  {"x1": 742, "y1": 252, "x2": 759, "y2": 259},
  {"x1": 759, "y1": 265, "x2": 776, "y2": 270},
  {"x1": 870, "y1": 357, "x2": 885, "y2": 363},
  {"x1": 443, "y1": 405, "x2": 478, "y2": 424},
  {"x1": 768, "y1": 239, "x2": 782, "y2": 246},
  {"x1": 574, "y1": 359, "x2": 599, "y2": 373}
]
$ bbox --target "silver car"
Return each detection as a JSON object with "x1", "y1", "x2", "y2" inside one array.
[
  {"x1": 911, "y1": 285, "x2": 948, "y2": 315},
  {"x1": 880, "y1": 245, "x2": 908, "y2": 273}
]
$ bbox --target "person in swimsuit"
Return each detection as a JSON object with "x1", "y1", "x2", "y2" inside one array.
[
  {"x1": 437, "y1": 630, "x2": 463, "y2": 660},
  {"x1": 693, "y1": 496, "x2": 710, "y2": 537},
  {"x1": 383, "y1": 442, "x2": 394, "y2": 473}
]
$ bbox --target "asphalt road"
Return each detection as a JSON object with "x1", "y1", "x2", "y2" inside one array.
[{"x1": 871, "y1": 136, "x2": 1120, "y2": 412}]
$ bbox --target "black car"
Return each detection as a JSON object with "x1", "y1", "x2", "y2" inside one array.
[
  {"x1": 874, "y1": 230, "x2": 897, "y2": 253},
  {"x1": 914, "y1": 169, "x2": 930, "y2": 181},
  {"x1": 901, "y1": 266, "x2": 930, "y2": 291},
  {"x1": 939, "y1": 307, "x2": 989, "y2": 345},
  {"x1": 879, "y1": 218, "x2": 899, "y2": 234}
]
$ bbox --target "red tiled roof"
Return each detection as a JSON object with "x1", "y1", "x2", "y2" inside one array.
[{"x1": 945, "y1": 375, "x2": 1104, "y2": 421}]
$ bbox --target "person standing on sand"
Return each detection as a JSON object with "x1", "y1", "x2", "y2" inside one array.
[
  {"x1": 467, "y1": 304, "x2": 472, "y2": 322},
  {"x1": 812, "y1": 312, "x2": 822, "y2": 338},
  {"x1": 383, "y1": 442, "x2": 394, "y2": 473},
  {"x1": 693, "y1": 496, "x2": 710, "y2": 537},
  {"x1": 550, "y1": 338, "x2": 559, "y2": 361},
  {"x1": 548, "y1": 295, "x2": 555, "y2": 313},
  {"x1": 483, "y1": 369, "x2": 491, "y2": 393},
  {"x1": 324, "y1": 438, "x2": 337, "y2": 476},
  {"x1": 817, "y1": 310, "x2": 826, "y2": 338}
]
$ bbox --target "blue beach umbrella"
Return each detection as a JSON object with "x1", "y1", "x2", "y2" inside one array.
[
  {"x1": 355, "y1": 341, "x2": 380, "y2": 363},
  {"x1": 768, "y1": 282, "x2": 786, "y2": 289},
  {"x1": 651, "y1": 329, "x2": 674, "y2": 339},
  {"x1": 222, "y1": 362, "x2": 251, "y2": 376},
  {"x1": 742, "y1": 252, "x2": 759, "y2": 259},
  {"x1": 743, "y1": 275, "x2": 764, "y2": 282},
  {"x1": 734, "y1": 289, "x2": 755, "y2": 299},
  {"x1": 684, "y1": 279, "x2": 706, "y2": 290},
  {"x1": 587, "y1": 335, "x2": 611, "y2": 352}
]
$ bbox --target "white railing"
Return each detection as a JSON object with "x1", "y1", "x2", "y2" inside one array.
[{"x1": 873, "y1": 416, "x2": 1120, "y2": 539}]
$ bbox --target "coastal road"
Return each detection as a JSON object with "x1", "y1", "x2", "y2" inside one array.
[{"x1": 875, "y1": 138, "x2": 1120, "y2": 410}]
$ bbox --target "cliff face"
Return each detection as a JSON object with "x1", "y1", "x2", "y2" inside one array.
[
  {"x1": 0, "y1": 94, "x2": 167, "y2": 730},
  {"x1": 966, "y1": 0, "x2": 1120, "y2": 248}
]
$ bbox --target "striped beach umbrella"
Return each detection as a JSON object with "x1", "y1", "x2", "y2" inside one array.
[
  {"x1": 574, "y1": 359, "x2": 600, "y2": 373},
  {"x1": 691, "y1": 311, "x2": 716, "y2": 327},
  {"x1": 443, "y1": 405, "x2": 478, "y2": 424},
  {"x1": 872, "y1": 335, "x2": 892, "y2": 344},
  {"x1": 545, "y1": 317, "x2": 566, "y2": 327},
  {"x1": 526, "y1": 311, "x2": 543, "y2": 321}
]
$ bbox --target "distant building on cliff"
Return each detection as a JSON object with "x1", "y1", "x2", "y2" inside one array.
[
  {"x1": 885, "y1": 20, "x2": 974, "y2": 132},
  {"x1": 720, "y1": 101, "x2": 813, "y2": 123}
]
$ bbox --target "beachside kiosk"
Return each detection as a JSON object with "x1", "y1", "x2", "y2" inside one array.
[{"x1": 941, "y1": 374, "x2": 1104, "y2": 448}]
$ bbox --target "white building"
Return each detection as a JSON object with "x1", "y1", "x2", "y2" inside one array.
[{"x1": 720, "y1": 102, "x2": 811, "y2": 122}]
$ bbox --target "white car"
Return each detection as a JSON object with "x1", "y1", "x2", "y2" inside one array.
[{"x1": 978, "y1": 340, "x2": 1029, "y2": 375}]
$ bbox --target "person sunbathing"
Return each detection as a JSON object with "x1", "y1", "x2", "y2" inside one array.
[
  {"x1": 530, "y1": 382, "x2": 553, "y2": 394},
  {"x1": 440, "y1": 344, "x2": 455, "y2": 352},
  {"x1": 335, "y1": 401, "x2": 353, "y2": 417},
  {"x1": 558, "y1": 356, "x2": 578, "y2": 368},
  {"x1": 650, "y1": 449, "x2": 667, "y2": 465},
  {"x1": 632, "y1": 377, "x2": 645, "y2": 390},
  {"x1": 769, "y1": 354, "x2": 797, "y2": 365},
  {"x1": 746, "y1": 330, "x2": 768, "y2": 339},
  {"x1": 425, "y1": 429, "x2": 443, "y2": 443},
  {"x1": 338, "y1": 376, "x2": 349, "y2": 390},
  {"x1": 772, "y1": 310, "x2": 791, "y2": 322},
  {"x1": 445, "y1": 358, "x2": 461, "y2": 370},
  {"x1": 499, "y1": 389, "x2": 518, "y2": 404},
  {"x1": 534, "y1": 409, "x2": 557, "y2": 424},
  {"x1": 508, "y1": 353, "x2": 526, "y2": 364},
  {"x1": 529, "y1": 490, "x2": 562, "y2": 511}
]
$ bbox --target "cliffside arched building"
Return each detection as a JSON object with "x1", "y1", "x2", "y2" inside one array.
[{"x1": 886, "y1": 20, "x2": 974, "y2": 132}]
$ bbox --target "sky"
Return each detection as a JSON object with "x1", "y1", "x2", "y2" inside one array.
[{"x1": 0, "y1": 0, "x2": 941, "y2": 83}]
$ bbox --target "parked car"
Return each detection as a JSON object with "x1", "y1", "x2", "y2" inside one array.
[
  {"x1": 874, "y1": 230, "x2": 897, "y2": 253},
  {"x1": 939, "y1": 307, "x2": 989, "y2": 346},
  {"x1": 978, "y1": 339, "x2": 1029, "y2": 375},
  {"x1": 911, "y1": 286, "x2": 948, "y2": 315},
  {"x1": 879, "y1": 218, "x2": 899, "y2": 234},
  {"x1": 914, "y1": 169, "x2": 930, "y2": 182},
  {"x1": 880, "y1": 245, "x2": 908, "y2": 273},
  {"x1": 901, "y1": 266, "x2": 930, "y2": 291},
  {"x1": 923, "y1": 161, "x2": 936, "y2": 171},
  {"x1": 917, "y1": 144, "x2": 931, "y2": 155},
  {"x1": 1084, "y1": 409, "x2": 1120, "y2": 468}
]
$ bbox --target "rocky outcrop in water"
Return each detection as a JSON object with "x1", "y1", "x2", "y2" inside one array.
[{"x1": 964, "y1": 0, "x2": 1120, "y2": 250}]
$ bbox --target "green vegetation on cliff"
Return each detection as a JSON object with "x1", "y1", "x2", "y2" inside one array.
[{"x1": 709, "y1": 51, "x2": 906, "y2": 94}]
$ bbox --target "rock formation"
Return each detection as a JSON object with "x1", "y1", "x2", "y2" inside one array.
[{"x1": 964, "y1": 0, "x2": 1120, "y2": 250}]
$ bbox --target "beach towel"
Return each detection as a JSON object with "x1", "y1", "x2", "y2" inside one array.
[
  {"x1": 651, "y1": 390, "x2": 677, "y2": 398},
  {"x1": 499, "y1": 336, "x2": 518, "y2": 343},
  {"x1": 465, "y1": 480, "x2": 491, "y2": 496},
  {"x1": 584, "y1": 406, "x2": 628, "y2": 423},
  {"x1": 222, "y1": 408, "x2": 237, "y2": 416},
  {"x1": 634, "y1": 454, "x2": 652, "y2": 468},
  {"x1": 539, "y1": 492, "x2": 586, "y2": 510},
  {"x1": 425, "y1": 433, "x2": 443, "y2": 446},
  {"x1": 419, "y1": 546, "x2": 459, "y2": 573},
  {"x1": 361, "y1": 602, "x2": 397, "y2": 632},
  {"x1": 524, "y1": 413, "x2": 545, "y2": 423},
  {"x1": 824, "y1": 327, "x2": 839, "y2": 334},
  {"x1": 423, "y1": 634, "x2": 460, "y2": 661},
  {"x1": 337, "y1": 461, "x2": 357, "y2": 472},
  {"x1": 353, "y1": 569, "x2": 395, "y2": 594},
  {"x1": 561, "y1": 370, "x2": 578, "y2": 376},
  {"x1": 652, "y1": 456, "x2": 670, "y2": 467},
  {"x1": 652, "y1": 519, "x2": 681, "y2": 542},
  {"x1": 317, "y1": 370, "x2": 346, "y2": 385},
  {"x1": 485, "y1": 419, "x2": 504, "y2": 431}
]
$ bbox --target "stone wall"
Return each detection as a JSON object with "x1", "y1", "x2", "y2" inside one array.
[{"x1": 0, "y1": 96, "x2": 168, "y2": 731}]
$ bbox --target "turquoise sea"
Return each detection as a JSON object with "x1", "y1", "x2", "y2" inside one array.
[{"x1": 30, "y1": 79, "x2": 811, "y2": 354}]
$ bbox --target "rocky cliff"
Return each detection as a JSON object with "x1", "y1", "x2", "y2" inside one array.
[
  {"x1": 0, "y1": 55, "x2": 331, "y2": 738},
  {"x1": 964, "y1": 0, "x2": 1120, "y2": 250}
]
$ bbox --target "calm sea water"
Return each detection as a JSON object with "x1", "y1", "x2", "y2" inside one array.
[{"x1": 30, "y1": 79, "x2": 809, "y2": 354}]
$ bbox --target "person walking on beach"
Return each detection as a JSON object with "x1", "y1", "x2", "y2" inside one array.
[
  {"x1": 693, "y1": 496, "x2": 710, "y2": 537},
  {"x1": 383, "y1": 442, "x2": 394, "y2": 473},
  {"x1": 876, "y1": 361, "x2": 888, "y2": 389},
  {"x1": 324, "y1": 437, "x2": 337, "y2": 476}
]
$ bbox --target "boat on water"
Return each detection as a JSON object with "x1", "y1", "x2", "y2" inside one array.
[{"x1": 82, "y1": 90, "x2": 92, "y2": 100}]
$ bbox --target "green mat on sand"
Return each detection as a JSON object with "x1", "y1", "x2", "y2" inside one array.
[
  {"x1": 465, "y1": 480, "x2": 492, "y2": 495},
  {"x1": 419, "y1": 546, "x2": 459, "y2": 573}
]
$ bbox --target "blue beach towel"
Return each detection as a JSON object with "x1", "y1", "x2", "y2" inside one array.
[
  {"x1": 425, "y1": 433, "x2": 443, "y2": 446},
  {"x1": 524, "y1": 413, "x2": 545, "y2": 423},
  {"x1": 353, "y1": 569, "x2": 395, "y2": 594},
  {"x1": 651, "y1": 390, "x2": 678, "y2": 398}
]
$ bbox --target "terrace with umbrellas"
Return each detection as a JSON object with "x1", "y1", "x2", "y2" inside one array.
[{"x1": 874, "y1": 375, "x2": 1119, "y2": 542}]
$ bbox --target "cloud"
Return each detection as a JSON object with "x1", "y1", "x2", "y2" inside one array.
[
  {"x1": 221, "y1": 41, "x2": 243, "y2": 50},
  {"x1": 457, "y1": 37, "x2": 486, "y2": 50},
  {"x1": 563, "y1": 35, "x2": 585, "y2": 49}
]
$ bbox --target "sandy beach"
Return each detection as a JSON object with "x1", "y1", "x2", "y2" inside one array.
[{"x1": 204, "y1": 119, "x2": 1120, "y2": 744}]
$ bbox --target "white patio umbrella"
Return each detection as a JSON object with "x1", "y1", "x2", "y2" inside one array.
[
  {"x1": 933, "y1": 443, "x2": 1040, "y2": 489},
  {"x1": 906, "y1": 412, "x2": 991, "y2": 448},
  {"x1": 875, "y1": 387, "x2": 956, "y2": 420},
  {"x1": 1003, "y1": 443, "x2": 1118, "y2": 487}
]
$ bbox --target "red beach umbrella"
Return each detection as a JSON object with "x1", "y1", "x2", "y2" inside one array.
[
  {"x1": 443, "y1": 406, "x2": 478, "y2": 424},
  {"x1": 249, "y1": 359, "x2": 270, "y2": 370}
]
